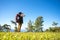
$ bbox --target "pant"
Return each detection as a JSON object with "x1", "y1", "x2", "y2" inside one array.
[{"x1": 17, "y1": 23, "x2": 22, "y2": 32}]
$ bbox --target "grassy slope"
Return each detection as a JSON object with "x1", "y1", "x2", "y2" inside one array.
[{"x1": 0, "y1": 32, "x2": 60, "y2": 40}]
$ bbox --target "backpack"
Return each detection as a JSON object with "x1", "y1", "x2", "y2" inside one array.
[{"x1": 16, "y1": 14, "x2": 20, "y2": 23}]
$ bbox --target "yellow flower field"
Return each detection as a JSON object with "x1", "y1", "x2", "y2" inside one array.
[{"x1": 0, "y1": 32, "x2": 60, "y2": 40}]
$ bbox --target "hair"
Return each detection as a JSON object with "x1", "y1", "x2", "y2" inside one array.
[{"x1": 19, "y1": 12, "x2": 23, "y2": 15}]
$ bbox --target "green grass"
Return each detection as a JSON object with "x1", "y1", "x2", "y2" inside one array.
[{"x1": 0, "y1": 32, "x2": 60, "y2": 40}]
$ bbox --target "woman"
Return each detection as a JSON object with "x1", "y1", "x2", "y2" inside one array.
[{"x1": 16, "y1": 12, "x2": 25, "y2": 32}]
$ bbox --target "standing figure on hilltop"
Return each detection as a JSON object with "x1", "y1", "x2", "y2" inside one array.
[{"x1": 16, "y1": 12, "x2": 25, "y2": 32}]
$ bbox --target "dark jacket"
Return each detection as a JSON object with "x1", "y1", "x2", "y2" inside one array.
[{"x1": 16, "y1": 14, "x2": 23, "y2": 24}]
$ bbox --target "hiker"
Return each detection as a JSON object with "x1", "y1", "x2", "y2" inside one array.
[{"x1": 16, "y1": 12, "x2": 25, "y2": 32}]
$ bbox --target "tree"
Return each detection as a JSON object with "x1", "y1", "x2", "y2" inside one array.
[
  {"x1": 52, "y1": 21, "x2": 58, "y2": 27},
  {"x1": 45, "y1": 22, "x2": 60, "y2": 32},
  {"x1": 2, "y1": 24, "x2": 11, "y2": 32},
  {"x1": 26, "y1": 20, "x2": 33, "y2": 32},
  {"x1": 14, "y1": 27, "x2": 17, "y2": 32},
  {"x1": 11, "y1": 20, "x2": 17, "y2": 27},
  {"x1": 34, "y1": 16, "x2": 44, "y2": 32},
  {"x1": 11, "y1": 20, "x2": 17, "y2": 32},
  {"x1": 0, "y1": 24, "x2": 3, "y2": 32}
]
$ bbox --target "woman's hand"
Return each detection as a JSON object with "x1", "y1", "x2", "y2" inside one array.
[{"x1": 20, "y1": 14, "x2": 25, "y2": 17}]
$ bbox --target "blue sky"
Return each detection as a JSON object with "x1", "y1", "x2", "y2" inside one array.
[{"x1": 0, "y1": 0, "x2": 60, "y2": 31}]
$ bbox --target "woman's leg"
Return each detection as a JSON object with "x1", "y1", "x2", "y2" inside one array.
[{"x1": 17, "y1": 23, "x2": 22, "y2": 32}]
